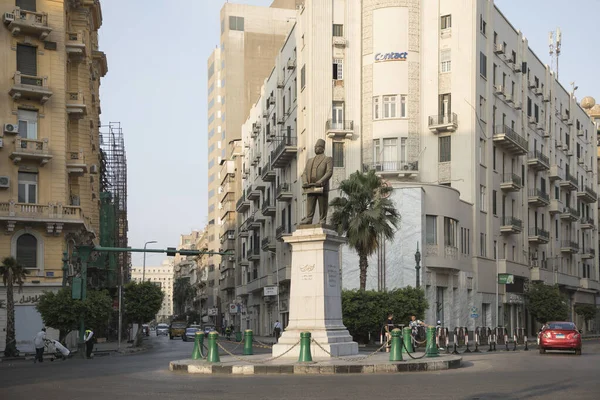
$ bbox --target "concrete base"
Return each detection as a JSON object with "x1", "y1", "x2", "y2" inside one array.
[{"x1": 272, "y1": 329, "x2": 358, "y2": 358}]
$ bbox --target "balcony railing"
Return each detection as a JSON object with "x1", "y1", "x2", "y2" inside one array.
[
  {"x1": 261, "y1": 199, "x2": 275, "y2": 217},
  {"x1": 271, "y1": 135, "x2": 298, "y2": 168},
  {"x1": 582, "y1": 248, "x2": 596, "y2": 259},
  {"x1": 500, "y1": 216, "x2": 522, "y2": 234},
  {"x1": 528, "y1": 227, "x2": 549, "y2": 241},
  {"x1": 500, "y1": 173, "x2": 522, "y2": 192},
  {"x1": 276, "y1": 183, "x2": 293, "y2": 201},
  {"x1": 560, "y1": 240, "x2": 579, "y2": 252},
  {"x1": 560, "y1": 206, "x2": 579, "y2": 222},
  {"x1": 65, "y1": 31, "x2": 86, "y2": 57},
  {"x1": 3, "y1": 8, "x2": 52, "y2": 39},
  {"x1": 236, "y1": 193, "x2": 250, "y2": 212},
  {"x1": 10, "y1": 137, "x2": 52, "y2": 166},
  {"x1": 261, "y1": 164, "x2": 276, "y2": 182},
  {"x1": 363, "y1": 161, "x2": 419, "y2": 175},
  {"x1": 527, "y1": 150, "x2": 550, "y2": 171},
  {"x1": 66, "y1": 91, "x2": 87, "y2": 118},
  {"x1": 276, "y1": 225, "x2": 291, "y2": 240},
  {"x1": 325, "y1": 119, "x2": 354, "y2": 138},
  {"x1": 580, "y1": 218, "x2": 595, "y2": 229},
  {"x1": 527, "y1": 188, "x2": 550, "y2": 207},
  {"x1": 428, "y1": 113, "x2": 458, "y2": 132},
  {"x1": 0, "y1": 201, "x2": 87, "y2": 230},
  {"x1": 66, "y1": 149, "x2": 87, "y2": 175},
  {"x1": 493, "y1": 125, "x2": 528, "y2": 155},
  {"x1": 9, "y1": 72, "x2": 53, "y2": 104},
  {"x1": 577, "y1": 185, "x2": 598, "y2": 204},
  {"x1": 560, "y1": 172, "x2": 578, "y2": 190}
]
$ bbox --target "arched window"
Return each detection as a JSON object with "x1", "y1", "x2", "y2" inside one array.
[{"x1": 16, "y1": 233, "x2": 37, "y2": 268}]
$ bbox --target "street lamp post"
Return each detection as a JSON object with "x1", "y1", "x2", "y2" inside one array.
[
  {"x1": 415, "y1": 242, "x2": 421, "y2": 288},
  {"x1": 143, "y1": 241, "x2": 158, "y2": 281}
]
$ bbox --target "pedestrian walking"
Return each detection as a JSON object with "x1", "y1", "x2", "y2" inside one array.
[
  {"x1": 33, "y1": 328, "x2": 46, "y2": 363},
  {"x1": 84, "y1": 328, "x2": 94, "y2": 359},
  {"x1": 273, "y1": 320, "x2": 282, "y2": 342},
  {"x1": 384, "y1": 314, "x2": 394, "y2": 352}
]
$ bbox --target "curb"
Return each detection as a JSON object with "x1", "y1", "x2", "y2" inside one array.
[{"x1": 169, "y1": 356, "x2": 462, "y2": 375}]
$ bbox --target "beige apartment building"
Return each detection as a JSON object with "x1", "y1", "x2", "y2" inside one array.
[
  {"x1": 207, "y1": 0, "x2": 298, "y2": 328},
  {"x1": 131, "y1": 260, "x2": 174, "y2": 323},
  {"x1": 0, "y1": 0, "x2": 107, "y2": 352}
]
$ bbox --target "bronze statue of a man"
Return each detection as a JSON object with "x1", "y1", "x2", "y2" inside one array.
[{"x1": 300, "y1": 139, "x2": 333, "y2": 225}]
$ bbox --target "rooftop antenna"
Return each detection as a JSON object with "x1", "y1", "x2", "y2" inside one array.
[{"x1": 548, "y1": 28, "x2": 562, "y2": 79}]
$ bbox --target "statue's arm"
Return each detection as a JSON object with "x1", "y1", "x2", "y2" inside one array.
[
  {"x1": 316, "y1": 157, "x2": 334, "y2": 185},
  {"x1": 301, "y1": 164, "x2": 308, "y2": 185}
]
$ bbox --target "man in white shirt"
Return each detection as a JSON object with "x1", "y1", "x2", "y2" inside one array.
[
  {"x1": 33, "y1": 328, "x2": 46, "y2": 363},
  {"x1": 273, "y1": 320, "x2": 282, "y2": 342}
]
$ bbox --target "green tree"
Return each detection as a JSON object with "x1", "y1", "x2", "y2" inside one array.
[
  {"x1": 342, "y1": 287, "x2": 428, "y2": 343},
  {"x1": 123, "y1": 281, "x2": 164, "y2": 347},
  {"x1": 173, "y1": 277, "x2": 195, "y2": 315},
  {"x1": 1, "y1": 257, "x2": 29, "y2": 357},
  {"x1": 330, "y1": 170, "x2": 400, "y2": 290},
  {"x1": 82, "y1": 289, "x2": 113, "y2": 338},
  {"x1": 36, "y1": 288, "x2": 82, "y2": 343},
  {"x1": 525, "y1": 283, "x2": 569, "y2": 324},
  {"x1": 574, "y1": 304, "x2": 597, "y2": 330}
]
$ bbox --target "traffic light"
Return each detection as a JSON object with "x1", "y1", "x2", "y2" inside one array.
[{"x1": 166, "y1": 247, "x2": 177, "y2": 257}]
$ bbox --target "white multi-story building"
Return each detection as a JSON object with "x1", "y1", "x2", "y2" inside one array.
[{"x1": 131, "y1": 260, "x2": 174, "y2": 323}]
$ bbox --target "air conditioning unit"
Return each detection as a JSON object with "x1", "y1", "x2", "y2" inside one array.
[
  {"x1": 566, "y1": 119, "x2": 573, "y2": 126},
  {"x1": 3, "y1": 123, "x2": 18, "y2": 134},
  {"x1": 494, "y1": 85, "x2": 504, "y2": 95},
  {"x1": 228, "y1": 256, "x2": 235, "y2": 262},
  {"x1": 287, "y1": 59, "x2": 296, "y2": 70},
  {"x1": 0, "y1": 176, "x2": 9, "y2": 188},
  {"x1": 528, "y1": 81, "x2": 537, "y2": 89},
  {"x1": 268, "y1": 96, "x2": 275, "y2": 105},
  {"x1": 543, "y1": 94, "x2": 550, "y2": 103},
  {"x1": 528, "y1": 116, "x2": 537, "y2": 124},
  {"x1": 90, "y1": 164, "x2": 98, "y2": 174},
  {"x1": 276, "y1": 79, "x2": 284, "y2": 89},
  {"x1": 504, "y1": 94, "x2": 513, "y2": 103},
  {"x1": 3, "y1": 12, "x2": 15, "y2": 23},
  {"x1": 534, "y1": 87, "x2": 542, "y2": 96},
  {"x1": 493, "y1": 43, "x2": 505, "y2": 54},
  {"x1": 514, "y1": 102, "x2": 522, "y2": 110},
  {"x1": 227, "y1": 232, "x2": 235, "y2": 240},
  {"x1": 262, "y1": 110, "x2": 268, "y2": 118},
  {"x1": 578, "y1": 158, "x2": 584, "y2": 165}
]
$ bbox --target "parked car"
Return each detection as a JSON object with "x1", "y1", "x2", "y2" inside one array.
[
  {"x1": 169, "y1": 321, "x2": 187, "y2": 340},
  {"x1": 183, "y1": 325, "x2": 202, "y2": 342},
  {"x1": 156, "y1": 323, "x2": 169, "y2": 336},
  {"x1": 141, "y1": 324, "x2": 150, "y2": 337},
  {"x1": 539, "y1": 321, "x2": 582, "y2": 355},
  {"x1": 203, "y1": 325, "x2": 216, "y2": 335}
]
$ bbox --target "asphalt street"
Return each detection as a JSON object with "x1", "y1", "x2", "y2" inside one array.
[{"x1": 0, "y1": 335, "x2": 598, "y2": 400}]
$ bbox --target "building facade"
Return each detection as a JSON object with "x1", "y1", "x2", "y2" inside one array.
[
  {"x1": 0, "y1": 0, "x2": 107, "y2": 352},
  {"x1": 131, "y1": 260, "x2": 174, "y2": 323}
]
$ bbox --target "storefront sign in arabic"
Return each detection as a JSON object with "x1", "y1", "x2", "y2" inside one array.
[{"x1": 17, "y1": 295, "x2": 41, "y2": 304}]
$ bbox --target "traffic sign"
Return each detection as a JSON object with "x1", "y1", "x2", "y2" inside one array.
[{"x1": 470, "y1": 313, "x2": 479, "y2": 319}]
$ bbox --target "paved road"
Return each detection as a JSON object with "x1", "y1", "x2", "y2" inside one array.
[{"x1": 1, "y1": 335, "x2": 598, "y2": 400}]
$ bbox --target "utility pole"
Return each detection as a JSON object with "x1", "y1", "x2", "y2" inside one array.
[
  {"x1": 76, "y1": 245, "x2": 94, "y2": 358},
  {"x1": 62, "y1": 252, "x2": 69, "y2": 287},
  {"x1": 415, "y1": 243, "x2": 421, "y2": 288}
]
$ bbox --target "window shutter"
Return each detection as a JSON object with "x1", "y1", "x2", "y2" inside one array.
[
  {"x1": 17, "y1": 44, "x2": 37, "y2": 76},
  {"x1": 16, "y1": 234, "x2": 37, "y2": 268},
  {"x1": 16, "y1": 0, "x2": 36, "y2": 12}
]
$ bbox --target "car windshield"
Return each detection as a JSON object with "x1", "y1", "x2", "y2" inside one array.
[
  {"x1": 172, "y1": 323, "x2": 187, "y2": 328},
  {"x1": 157, "y1": 324, "x2": 168, "y2": 329},
  {"x1": 547, "y1": 323, "x2": 575, "y2": 330}
]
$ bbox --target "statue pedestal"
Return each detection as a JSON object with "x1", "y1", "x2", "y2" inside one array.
[{"x1": 272, "y1": 226, "x2": 359, "y2": 358}]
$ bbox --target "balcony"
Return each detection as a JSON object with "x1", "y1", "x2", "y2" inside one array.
[
  {"x1": 527, "y1": 150, "x2": 550, "y2": 171},
  {"x1": 276, "y1": 225, "x2": 291, "y2": 241},
  {"x1": 549, "y1": 199, "x2": 562, "y2": 215},
  {"x1": 66, "y1": 91, "x2": 87, "y2": 119},
  {"x1": 9, "y1": 72, "x2": 53, "y2": 104},
  {"x1": 428, "y1": 113, "x2": 458, "y2": 133},
  {"x1": 251, "y1": 152, "x2": 261, "y2": 166},
  {"x1": 261, "y1": 199, "x2": 276, "y2": 217},
  {"x1": 363, "y1": 161, "x2": 419, "y2": 177},
  {"x1": 220, "y1": 276, "x2": 236, "y2": 291},
  {"x1": 247, "y1": 185, "x2": 261, "y2": 201},
  {"x1": 581, "y1": 248, "x2": 595, "y2": 260},
  {"x1": 580, "y1": 278, "x2": 600, "y2": 292},
  {"x1": 560, "y1": 206, "x2": 579, "y2": 222},
  {"x1": 580, "y1": 218, "x2": 595, "y2": 230},
  {"x1": 500, "y1": 216, "x2": 523, "y2": 234},
  {"x1": 236, "y1": 194, "x2": 250, "y2": 212},
  {"x1": 3, "y1": 8, "x2": 52, "y2": 40},
  {"x1": 325, "y1": 119, "x2": 354, "y2": 139},
  {"x1": 493, "y1": 125, "x2": 528, "y2": 156},
  {"x1": 527, "y1": 189, "x2": 550, "y2": 207},
  {"x1": 528, "y1": 228, "x2": 549, "y2": 244},
  {"x1": 10, "y1": 137, "x2": 52, "y2": 166},
  {"x1": 220, "y1": 201, "x2": 235, "y2": 216},
  {"x1": 577, "y1": 186, "x2": 597, "y2": 204},
  {"x1": 261, "y1": 164, "x2": 276, "y2": 182},
  {"x1": 276, "y1": 183, "x2": 293, "y2": 201},
  {"x1": 560, "y1": 240, "x2": 579, "y2": 253},
  {"x1": 0, "y1": 201, "x2": 88, "y2": 232},
  {"x1": 248, "y1": 215, "x2": 261, "y2": 231},
  {"x1": 248, "y1": 247, "x2": 261, "y2": 261},
  {"x1": 500, "y1": 173, "x2": 522, "y2": 192},
  {"x1": 548, "y1": 165, "x2": 563, "y2": 181},
  {"x1": 261, "y1": 237, "x2": 276, "y2": 252},
  {"x1": 559, "y1": 172, "x2": 578, "y2": 191},
  {"x1": 271, "y1": 135, "x2": 298, "y2": 168},
  {"x1": 66, "y1": 149, "x2": 87, "y2": 175},
  {"x1": 65, "y1": 31, "x2": 86, "y2": 59}
]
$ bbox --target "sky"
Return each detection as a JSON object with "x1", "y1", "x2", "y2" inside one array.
[{"x1": 98, "y1": 0, "x2": 600, "y2": 268}]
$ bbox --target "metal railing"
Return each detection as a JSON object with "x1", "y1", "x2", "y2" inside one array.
[
  {"x1": 584, "y1": 185, "x2": 597, "y2": 199},
  {"x1": 564, "y1": 172, "x2": 578, "y2": 186},
  {"x1": 501, "y1": 173, "x2": 522, "y2": 187},
  {"x1": 528, "y1": 188, "x2": 549, "y2": 202},
  {"x1": 494, "y1": 124, "x2": 528, "y2": 150},
  {"x1": 560, "y1": 240, "x2": 579, "y2": 251},
  {"x1": 428, "y1": 112, "x2": 458, "y2": 126},
  {"x1": 501, "y1": 216, "x2": 522, "y2": 229},
  {"x1": 325, "y1": 119, "x2": 354, "y2": 131},
  {"x1": 528, "y1": 227, "x2": 549, "y2": 240},
  {"x1": 528, "y1": 150, "x2": 549, "y2": 166}
]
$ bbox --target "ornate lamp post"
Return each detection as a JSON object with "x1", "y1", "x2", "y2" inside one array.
[{"x1": 415, "y1": 243, "x2": 421, "y2": 288}]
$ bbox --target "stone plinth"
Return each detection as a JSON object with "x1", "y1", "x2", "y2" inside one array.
[{"x1": 272, "y1": 226, "x2": 358, "y2": 358}]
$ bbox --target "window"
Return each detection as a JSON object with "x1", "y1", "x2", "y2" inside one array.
[
  {"x1": 480, "y1": 233, "x2": 486, "y2": 257},
  {"x1": 440, "y1": 49, "x2": 451, "y2": 72},
  {"x1": 440, "y1": 14, "x2": 451, "y2": 30},
  {"x1": 293, "y1": 78, "x2": 297, "y2": 100},
  {"x1": 479, "y1": 96, "x2": 486, "y2": 121},
  {"x1": 480, "y1": 185, "x2": 486, "y2": 212},
  {"x1": 17, "y1": 0, "x2": 36, "y2": 12},
  {"x1": 18, "y1": 172, "x2": 37, "y2": 204},
  {"x1": 444, "y1": 217, "x2": 458, "y2": 247},
  {"x1": 221, "y1": 19, "x2": 225, "y2": 34},
  {"x1": 480, "y1": 52, "x2": 487, "y2": 78},
  {"x1": 493, "y1": 146, "x2": 496, "y2": 170},
  {"x1": 333, "y1": 24, "x2": 344, "y2": 37},
  {"x1": 333, "y1": 58, "x2": 343, "y2": 80},
  {"x1": 383, "y1": 95, "x2": 397, "y2": 118},
  {"x1": 17, "y1": 44, "x2": 37, "y2": 76},
  {"x1": 16, "y1": 233, "x2": 37, "y2": 268},
  {"x1": 208, "y1": 62, "x2": 214, "y2": 78},
  {"x1": 479, "y1": 15, "x2": 487, "y2": 36},
  {"x1": 229, "y1": 16, "x2": 244, "y2": 31},
  {"x1": 17, "y1": 109, "x2": 37, "y2": 139},
  {"x1": 492, "y1": 190, "x2": 497, "y2": 215},
  {"x1": 399, "y1": 95, "x2": 407, "y2": 117},
  {"x1": 373, "y1": 139, "x2": 381, "y2": 163},
  {"x1": 493, "y1": 64, "x2": 497, "y2": 85},
  {"x1": 301, "y1": 66, "x2": 306, "y2": 89},
  {"x1": 373, "y1": 97, "x2": 380, "y2": 120},
  {"x1": 426, "y1": 215, "x2": 437, "y2": 245},
  {"x1": 332, "y1": 142, "x2": 344, "y2": 168},
  {"x1": 479, "y1": 138, "x2": 486, "y2": 165},
  {"x1": 439, "y1": 136, "x2": 451, "y2": 162}
]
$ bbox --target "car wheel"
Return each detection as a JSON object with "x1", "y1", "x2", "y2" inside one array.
[
  {"x1": 575, "y1": 349, "x2": 581, "y2": 356},
  {"x1": 539, "y1": 347, "x2": 545, "y2": 354}
]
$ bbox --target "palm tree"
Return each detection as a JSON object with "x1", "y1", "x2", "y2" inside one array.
[
  {"x1": 329, "y1": 170, "x2": 400, "y2": 290},
  {"x1": 1, "y1": 257, "x2": 29, "y2": 357}
]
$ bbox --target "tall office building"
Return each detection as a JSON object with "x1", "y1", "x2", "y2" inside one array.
[
  {"x1": 131, "y1": 260, "x2": 174, "y2": 323},
  {"x1": 0, "y1": 0, "x2": 107, "y2": 351},
  {"x1": 207, "y1": 1, "x2": 297, "y2": 328}
]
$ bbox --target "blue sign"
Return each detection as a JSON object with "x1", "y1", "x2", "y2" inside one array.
[
  {"x1": 470, "y1": 313, "x2": 479, "y2": 319},
  {"x1": 375, "y1": 52, "x2": 408, "y2": 62}
]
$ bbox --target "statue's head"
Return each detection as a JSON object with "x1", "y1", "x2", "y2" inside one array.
[{"x1": 314, "y1": 139, "x2": 325, "y2": 155}]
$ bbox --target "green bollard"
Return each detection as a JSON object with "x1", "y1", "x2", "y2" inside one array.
[
  {"x1": 207, "y1": 331, "x2": 220, "y2": 363},
  {"x1": 426, "y1": 326, "x2": 439, "y2": 358},
  {"x1": 389, "y1": 328, "x2": 403, "y2": 362},
  {"x1": 235, "y1": 331, "x2": 242, "y2": 342},
  {"x1": 243, "y1": 329, "x2": 254, "y2": 355},
  {"x1": 298, "y1": 332, "x2": 313, "y2": 362},
  {"x1": 191, "y1": 331, "x2": 204, "y2": 360},
  {"x1": 402, "y1": 327, "x2": 413, "y2": 354}
]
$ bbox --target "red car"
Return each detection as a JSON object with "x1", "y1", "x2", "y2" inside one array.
[{"x1": 539, "y1": 321, "x2": 582, "y2": 355}]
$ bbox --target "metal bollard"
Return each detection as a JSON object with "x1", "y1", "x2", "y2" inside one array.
[
  {"x1": 473, "y1": 330, "x2": 481, "y2": 353},
  {"x1": 425, "y1": 326, "x2": 439, "y2": 358},
  {"x1": 298, "y1": 332, "x2": 312, "y2": 362},
  {"x1": 505, "y1": 334, "x2": 509, "y2": 351},
  {"x1": 452, "y1": 332, "x2": 459, "y2": 354},
  {"x1": 389, "y1": 329, "x2": 403, "y2": 361},
  {"x1": 402, "y1": 327, "x2": 413, "y2": 354},
  {"x1": 243, "y1": 329, "x2": 253, "y2": 356},
  {"x1": 524, "y1": 335, "x2": 529, "y2": 351},
  {"x1": 235, "y1": 331, "x2": 242, "y2": 342},
  {"x1": 207, "y1": 331, "x2": 220, "y2": 363},
  {"x1": 464, "y1": 328, "x2": 471, "y2": 353},
  {"x1": 513, "y1": 334, "x2": 517, "y2": 351},
  {"x1": 191, "y1": 331, "x2": 204, "y2": 360}
]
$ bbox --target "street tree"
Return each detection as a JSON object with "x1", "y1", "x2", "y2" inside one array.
[
  {"x1": 82, "y1": 289, "x2": 113, "y2": 337},
  {"x1": 330, "y1": 170, "x2": 400, "y2": 290},
  {"x1": 173, "y1": 277, "x2": 195, "y2": 316},
  {"x1": 1, "y1": 257, "x2": 29, "y2": 357},
  {"x1": 123, "y1": 281, "x2": 164, "y2": 347},
  {"x1": 525, "y1": 283, "x2": 569, "y2": 323},
  {"x1": 36, "y1": 288, "x2": 82, "y2": 343},
  {"x1": 574, "y1": 304, "x2": 597, "y2": 330}
]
